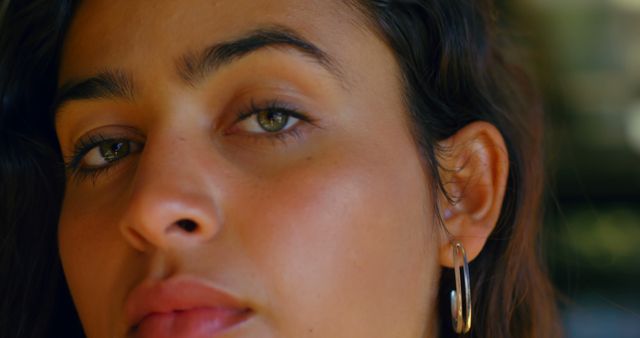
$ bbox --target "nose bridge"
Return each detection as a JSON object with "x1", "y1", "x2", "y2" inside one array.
[{"x1": 119, "y1": 128, "x2": 223, "y2": 252}]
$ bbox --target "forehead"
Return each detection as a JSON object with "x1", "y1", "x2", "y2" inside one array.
[{"x1": 59, "y1": 0, "x2": 375, "y2": 84}]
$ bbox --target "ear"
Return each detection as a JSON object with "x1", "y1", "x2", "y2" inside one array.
[{"x1": 437, "y1": 121, "x2": 509, "y2": 268}]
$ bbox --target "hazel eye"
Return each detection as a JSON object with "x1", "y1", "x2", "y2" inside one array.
[
  {"x1": 81, "y1": 139, "x2": 140, "y2": 168},
  {"x1": 238, "y1": 109, "x2": 299, "y2": 134}
]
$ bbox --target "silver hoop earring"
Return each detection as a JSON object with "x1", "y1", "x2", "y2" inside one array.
[{"x1": 450, "y1": 241, "x2": 472, "y2": 334}]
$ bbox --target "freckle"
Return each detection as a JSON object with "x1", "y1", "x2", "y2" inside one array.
[{"x1": 306, "y1": 156, "x2": 313, "y2": 161}]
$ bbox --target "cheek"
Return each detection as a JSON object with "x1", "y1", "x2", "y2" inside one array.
[
  {"x1": 233, "y1": 139, "x2": 439, "y2": 336},
  {"x1": 58, "y1": 188, "x2": 138, "y2": 338}
]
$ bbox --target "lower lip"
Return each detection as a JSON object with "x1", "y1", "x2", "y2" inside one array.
[{"x1": 133, "y1": 307, "x2": 251, "y2": 338}]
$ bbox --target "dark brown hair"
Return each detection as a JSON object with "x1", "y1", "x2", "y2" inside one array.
[{"x1": 0, "y1": 1, "x2": 561, "y2": 337}]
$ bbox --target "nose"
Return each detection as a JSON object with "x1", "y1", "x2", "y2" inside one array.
[{"x1": 119, "y1": 132, "x2": 224, "y2": 252}]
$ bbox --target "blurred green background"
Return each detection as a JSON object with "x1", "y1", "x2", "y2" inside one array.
[{"x1": 504, "y1": 0, "x2": 640, "y2": 337}]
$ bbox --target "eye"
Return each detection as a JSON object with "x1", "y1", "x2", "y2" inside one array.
[
  {"x1": 77, "y1": 138, "x2": 142, "y2": 169},
  {"x1": 228, "y1": 99, "x2": 318, "y2": 145},
  {"x1": 237, "y1": 108, "x2": 299, "y2": 134},
  {"x1": 64, "y1": 129, "x2": 145, "y2": 183}
]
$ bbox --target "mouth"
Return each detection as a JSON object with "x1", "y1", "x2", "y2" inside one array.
[
  {"x1": 132, "y1": 307, "x2": 252, "y2": 338},
  {"x1": 125, "y1": 276, "x2": 253, "y2": 338}
]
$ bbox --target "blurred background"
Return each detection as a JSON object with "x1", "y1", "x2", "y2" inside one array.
[{"x1": 502, "y1": 0, "x2": 640, "y2": 337}]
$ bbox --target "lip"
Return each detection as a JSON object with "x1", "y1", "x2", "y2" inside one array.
[{"x1": 124, "y1": 276, "x2": 252, "y2": 338}]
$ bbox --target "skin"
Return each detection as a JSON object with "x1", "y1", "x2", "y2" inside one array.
[{"x1": 55, "y1": 0, "x2": 508, "y2": 337}]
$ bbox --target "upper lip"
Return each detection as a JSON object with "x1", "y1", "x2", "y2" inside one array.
[{"x1": 124, "y1": 275, "x2": 252, "y2": 330}]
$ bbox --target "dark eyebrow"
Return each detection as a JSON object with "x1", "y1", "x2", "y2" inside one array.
[
  {"x1": 54, "y1": 26, "x2": 344, "y2": 115},
  {"x1": 54, "y1": 70, "x2": 134, "y2": 112},
  {"x1": 177, "y1": 25, "x2": 344, "y2": 86}
]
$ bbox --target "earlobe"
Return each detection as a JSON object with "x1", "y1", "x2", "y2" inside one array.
[{"x1": 436, "y1": 121, "x2": 509, "y2": 268}]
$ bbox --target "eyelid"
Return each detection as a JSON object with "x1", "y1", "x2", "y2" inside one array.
[{"x1": 66, "y1": 125, "x2": 144, "y2": 154}]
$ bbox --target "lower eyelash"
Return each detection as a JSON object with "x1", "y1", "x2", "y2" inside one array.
[
  {"x1": 247, "y1": 126, "x2": 306, "y2": 146},
  {"x1": 69, "y1": 162, "x2": 121, "y2": 185}
]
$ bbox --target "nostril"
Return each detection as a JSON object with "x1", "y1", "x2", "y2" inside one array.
[{"x1": 176, "y1": 219, "x2": 198, "y2": 232}]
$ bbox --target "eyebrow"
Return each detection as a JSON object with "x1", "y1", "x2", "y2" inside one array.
[
  {"x1": 178, "y1": 25, "x2": 343, "y2": 85},
  {"x1": 54, "y1": 26, "x2": 344, "y2": 114},
  {"x1": 54, "y1": 70, "x2": 135, "y2": 111}
]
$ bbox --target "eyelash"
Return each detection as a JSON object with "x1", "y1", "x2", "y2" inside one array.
[{"x1": 65, "y1": 99, "x2": 315, "y2": 182}]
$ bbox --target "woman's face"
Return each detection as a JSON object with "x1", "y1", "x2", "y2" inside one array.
[{"x1": 56, "y1": 0, "x2": 441, "y2": 337}]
